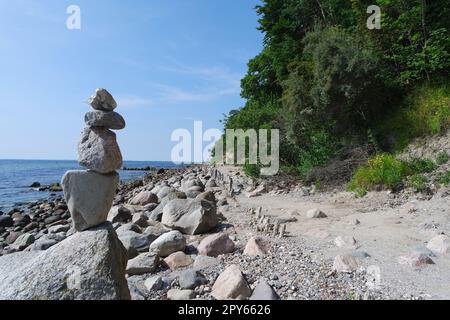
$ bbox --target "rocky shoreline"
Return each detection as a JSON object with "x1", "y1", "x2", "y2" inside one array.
[{"x1": 0, "y1": 164, "x2": 394, "y2": 300}]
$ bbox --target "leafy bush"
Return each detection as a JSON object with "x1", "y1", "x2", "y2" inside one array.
[
  {"x1": 406, "y1": 174, "x2": 428, "y2": 192},
  {"x1": 348, "y1": 154, "x2": 408, "y2": 192},
  {"x1": 296, "y1": 130, "x2": 336, "y2": 178},
  {"x1": 406, "y1": 158, "x2": 437, "y2": 174},
  {"x1": 436, "y1": 151, "x2": 450, "y2": 165},
  {"x1": 243, "y1": 163, "x2": 261, "y2": 178},
  {"x1": 437, "y1": 171, "x2": 450, "y2": 186},
  {"x1": 377, "y1": 83, "x2": 450, "y2": 151}
]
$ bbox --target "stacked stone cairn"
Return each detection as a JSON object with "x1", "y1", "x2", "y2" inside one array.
[{"x1": 62, "y1": 89, "x2": 125, "y2": 231}]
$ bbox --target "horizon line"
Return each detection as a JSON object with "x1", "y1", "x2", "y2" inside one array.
[{"x1": 0, "y1": 158, "x2": 176, "y2": 163}]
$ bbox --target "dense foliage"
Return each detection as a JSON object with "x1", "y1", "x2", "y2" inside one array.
[{"x1": 223, "y1": 0, "x2": 450, "y2": 180}]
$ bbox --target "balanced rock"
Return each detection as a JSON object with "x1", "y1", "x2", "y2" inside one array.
[
  {"x1": 0, "y1": 223, "x2": 130, "y2": 300},
  {"x1": 85, "y1": 111, "x2": 125, "y2": 130},
  {"x1": 62, "y1": 170, "x2": 119, "y2": 231},
  {"x1": 162, "y1": 199, "x2": 219, "y2": 235},
  {"x1": 77, "y1": 127, "x2": 123, "y2": 174},
  {"x1": 88, "y1": 88, "x2": 117, "y2": 111}
]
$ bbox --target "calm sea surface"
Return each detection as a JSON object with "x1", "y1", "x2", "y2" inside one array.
[{"x1": 0, "y1": 160, "x2": 180, "y2": 211}]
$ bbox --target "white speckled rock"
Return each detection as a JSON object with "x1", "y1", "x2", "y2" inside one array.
[
  {"x1": 62, "y1": 170, "x2": 119, "y2": 231},
  {"x1": 77, "y1": 127, "x2": 123, "y2": 174},
  {"x1": 0, "y1": 223, "x2": 130, "y2": 300}
]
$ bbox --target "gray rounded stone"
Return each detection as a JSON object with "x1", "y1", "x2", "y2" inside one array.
[
  {"x1": 179, "y1": 269, "x2": 207, "y2": 290},
  {"x1": 149, "y1": 230, "x2": 186, "y2": 257},
  {"x1": 161, "y1": 199, "x2": 219, "y2": 235},
  {"x1": 61, "y1": 170, "x2": 119, "y2": 231},
  {"x1": 250, "y1": 279, "x2": 280, "y2": 300},
  {"x1": 126, "y1": 252, "x2": 160, "y2": 276},
  {"x1": 77, "y1": 127, "x2": 123, "y2": 174},
  {"x1": 88, "y1": 88, "x2": 117, "y2": 111},
  {"x1": 85, "y1": 111, "x2": 125, "y2": 130}
]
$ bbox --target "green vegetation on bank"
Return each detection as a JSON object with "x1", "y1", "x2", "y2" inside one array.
[{"x1": 221, "y1": 0, "x2": 449, "y2": 188}]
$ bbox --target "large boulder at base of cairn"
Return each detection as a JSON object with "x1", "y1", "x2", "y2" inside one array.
[
  {"x1": 77, "y1": 127, "x2": 123, "y2": 174},
  {"x1": 0, "y1": 223, "x2": 130, "y2": 300},
  {"x1": 161, "y1": 199, "x2": 219, "y2": 235},
  {"x1": 62, "y1": 170, "x2": 119, "y2": 231},
  {"x1": 88, "y1": 88, "x2": 117, "y2": 111}
]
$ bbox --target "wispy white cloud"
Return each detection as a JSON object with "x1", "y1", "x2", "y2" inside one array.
[{"x1": 117, "y1": 62, "x2": 243, "y2": 108}]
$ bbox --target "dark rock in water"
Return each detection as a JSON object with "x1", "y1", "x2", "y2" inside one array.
[
  {"x1": 0, "y1": 223, "x2": 130, "y2": 300},
  {"x1": 30, "y1": 182, "x2": 41, "y2": 188},
  {"x1": 85, "y1": 111, "x2": 125, "y2": 130},
  {"x1": 0, "y1": 216, "x2": 13, "y2": 228},
  {"x1": 7, "y1": 208, "x2": 20, "y2": 216},
  {"x1": 49, "y1": 183, "x2": 63, "y2": 192}
]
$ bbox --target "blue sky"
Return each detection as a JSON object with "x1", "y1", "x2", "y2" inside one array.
[{"x1": 0, "y1": 0, "x2": 263, "y2": 161}]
